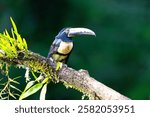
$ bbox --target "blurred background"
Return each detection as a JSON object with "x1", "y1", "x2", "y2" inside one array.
[{"x1": 0, "y1": 0, "x2": 150, "y2": 99}]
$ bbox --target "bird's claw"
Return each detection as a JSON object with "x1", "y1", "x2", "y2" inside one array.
[{"x1": 56, "y1": 62, "x2": 63, "y2": 71}]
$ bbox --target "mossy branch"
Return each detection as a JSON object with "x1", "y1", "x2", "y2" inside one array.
[
  {"x1": 0, "y1": 17, "x2": 130, "y2": 100},
  {"x1": 0, "y1": 51, "x2": 130, "y2": 100}
]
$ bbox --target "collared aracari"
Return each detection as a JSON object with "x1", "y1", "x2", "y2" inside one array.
[{"x1": 47, "y1": 28, "x2": 96, "y2": 64}]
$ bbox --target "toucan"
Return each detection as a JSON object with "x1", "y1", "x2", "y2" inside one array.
[{"x1": 47, "y1": 28, "x2": 96, "y2": 63}]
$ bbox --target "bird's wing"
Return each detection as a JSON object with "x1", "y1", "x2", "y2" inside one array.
[{"x1": 47, "y1": 38, "x2": 61, "y2": 58}]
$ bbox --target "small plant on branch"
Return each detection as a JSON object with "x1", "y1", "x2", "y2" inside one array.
[{"x1": 0, "y1": 17, "x2": 55, "y2": 100}]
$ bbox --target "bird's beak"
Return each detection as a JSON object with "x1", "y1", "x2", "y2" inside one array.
[{"x1": 68, "y1": 28, "x2": 96, "y2": 37}]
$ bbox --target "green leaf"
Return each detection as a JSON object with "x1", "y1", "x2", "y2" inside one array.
[
  {"x1": 31, "y1": 71, "x2": 39, "y2": 82},
  {"x1": 1, "y1": 97, "x2": 8, "y2": 100},
  {"x1": 16, "y1": 33, "x2": 23, "y2": 50},
  {"x1": 9, "y1": 92, "x2": 17, "y2": 99},
  {"x1": 10, "y1": 17, "x2": 18, "y2": 33},
  {"x1": 0, "y1": 38, "x2": 16, "y2": 57},
  {"x1": 11, "y1": 28, "x2": 15, "y2": 39},
  {"x1": 10, "y1": 85, "x2": 22, "y2": 92},
  {"x1": 4, "y1": 29, "x2": 10, "y2": 38},
  {"x1": 13, "y1": 76, "x2": 21, "y2": 81},
  {"x1": 40, "y1": 83, "x2": 48, "y2": 100},
  {"x1": 9, "y1": 78, "x2": 20, "y2": 84},
  {"x1": 19, "y1": 83, "x2": 43, "y2": 100},
  {"x1": 13, "y1": 93, "x2": 20, "y2": 97},
  {"x1": 23, "y1": 38, "x2": 28, "y2": 50},
  {"x1": 23, "y1": 81, "x2": 35, "y2": 92}
]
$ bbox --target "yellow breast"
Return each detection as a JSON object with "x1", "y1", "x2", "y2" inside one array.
[
  {"x1": 52, "y1": 54, "x2": 67, "y2": 62},
  {"x1": 58, "y1": 42, "x2": 73, "y2": 54}
]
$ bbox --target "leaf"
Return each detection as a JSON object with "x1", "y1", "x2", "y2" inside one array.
[
  {"x1": 41, "y1": 77, "x2": 49, "y2": 84},
  {"x1": 11, "y1": 28, "x2": 15, "y2": 39},
  {"x1": 13, "y1": 93, "x2": 20, "y2": 97},
  {"x1": 16, "y1": 33, "x2": 23, "y2": 50},
  {"x1": 23, "y1": 81, "x2": 35, "y2": 92},
  {"x1": 23, "y1": 38, "x2": 28, "y2": 50},
  {"x1": 10, "y1": 17, "x2": 18, "y2": 33},
  {"x1": 10, "y1": 85, "x2": 22, "y2": 92},
  {"x1": 31, "y1": 71, "x2": 40, "y2": 82},
  {"x1": 4, "y1": 29, "x2": 10, "y2": 38},
  {"x1": 13, "y1": 76, "x2": 21, "y2": 81},
  {"x1": 0, "y1": 39, "x2": 16, "y2": 57},
  {"x1": 9, "y1": 92, "x2": 16, "y2": 99},
  {"x1": 19, "y1": 83, "x2": 43, "y2": 100},
  {"x1": 0, "y1": 97, "x2": 8, "y2": 100},
  {"x1": 40, "y1": 83, "x2": 48, "y2": 100},
  {"x1": 9, "y1": 78, "x2": 20, "y2": 84}
]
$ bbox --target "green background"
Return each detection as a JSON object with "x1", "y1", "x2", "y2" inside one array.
[{"x1": 0, "y1": 0, "x2": 150, "y2": 99}]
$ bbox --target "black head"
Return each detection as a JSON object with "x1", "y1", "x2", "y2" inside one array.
[{"x1": 55, "y1": 27, "x2": 96, "y2": 42}]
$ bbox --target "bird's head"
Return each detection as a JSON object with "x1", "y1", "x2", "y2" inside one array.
[{"x1": 55, "y1": 27, "x2": 96, "y2": 42}]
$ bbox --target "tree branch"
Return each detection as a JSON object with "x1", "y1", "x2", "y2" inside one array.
[
  {"x1": 0, "y1": 51, "x2": 130, "y2": 100},
  {"x1": 59, "y1": 65, "x2": 130, "y2": 100}
]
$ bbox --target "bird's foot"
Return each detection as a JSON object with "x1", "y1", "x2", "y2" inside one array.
[{"x1": 56, "y1": 62, "x2": 63, "y2": 71}]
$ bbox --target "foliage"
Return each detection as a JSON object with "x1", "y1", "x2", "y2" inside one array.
[
  {"x1": 0, "y1": 18, "x2": 27, "y2": 58},
  {"x1": 0, "y1": 17, "x2": 28, "y2": 99},
  {"x1": 0, "y1": 76, "x2": 21, "y2": 99},
  {"x1": 0, "y1": 18, "x2": 50, "y2": 100}
]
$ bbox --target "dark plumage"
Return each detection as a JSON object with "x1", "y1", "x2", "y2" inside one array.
[{"x1": 48, "y1": 27, "x2": 95, "y2": 64}]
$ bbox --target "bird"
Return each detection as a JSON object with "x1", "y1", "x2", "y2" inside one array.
[
  {"x1": 47, "y1": 27, "x2": 96, "y2": 64},
  {"x1": 38, "y1": 28, "x2": 96, "y2": 82}
]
